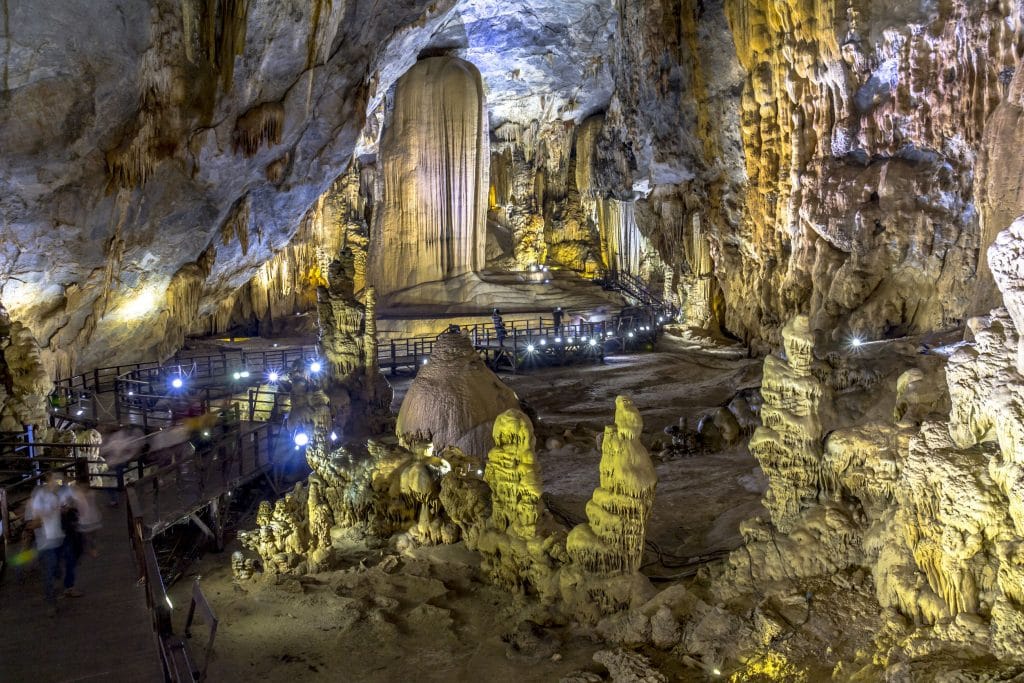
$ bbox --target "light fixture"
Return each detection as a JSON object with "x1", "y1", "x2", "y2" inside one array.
[
  {"x1": 330, "y1": 431, "x2": 338, "y2": 442},
  {"x1": 240, "y1": 370, "x2": 250, "y2": 378},
  {"x1": 76, "y1": 409, "x2": 84, "y2": 416},
  {"x1": 267, "y1": 371, "x2": 279, "y2": 383},
  {"x1": 293, "y1": 432, "x2": 310, "y2": 447},
  {"x1": 166, "y1": 595, "x2": 173, "y2": 609},
  {"x1": 540, "y1": 339, "x2": 547, "y2": 346},
  {"x1": 555, "y1": 337, "x2": 562, "y2": 343},
  {"x1": 526, "y1": 344, "x2": 535, "y2": 352},
  {"x1": 567, "y1": 337, "x2": 574, "y2": 343},
  {"x1": 273, "y1": 343, "x2": 278, "y2": 348},
  {"x1": 588, "y1": 339, "x2": 597, "y2": 347},
  {"x1": 422, "y1": 358, "x2": 428, "y2": 365},
  {"x1": 628, "y1": 332, "x2": 634, "y2": 338},
  {"x1": 202, "y1": 431, "x2": 209, "y2": 437},
  {"x1": 232, "y1": 372, "x2": 241, "y2": 380},
  {"x1": 309, "y1": 360, "x2": 322, "y2": 373},
  {"x1": 171, "y1": 377, "x2": 183, "y2": 389},
  {"x1": 850, "y1": 337, "x2": 863, "y2": 348},
  {"x1": 128, "y1": 391, "x2": 134, "y2": 396}
]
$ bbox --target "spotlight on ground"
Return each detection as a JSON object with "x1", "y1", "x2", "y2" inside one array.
[{"x1": 294, "y1": 432, "x2": 310, "y2": 447}]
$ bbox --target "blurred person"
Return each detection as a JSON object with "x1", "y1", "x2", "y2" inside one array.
[
  {"x1": 67, "y1": 477, "x2": 102, "y2": 558},
  {"x1": 57, "y1": 479, "x2": 84, "y2": 598},
  {"x1": 25, "y1": 472, "x2": 65, "y2": 614}
]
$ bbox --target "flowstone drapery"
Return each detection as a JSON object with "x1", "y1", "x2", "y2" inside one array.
[{"x1": 369, "y1": 56, "x2": 488, "y2": 300}]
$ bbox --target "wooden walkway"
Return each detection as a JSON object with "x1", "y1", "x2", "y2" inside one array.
[{"x1": 0, "y1": 502, "x2": 163, "y2": 682}]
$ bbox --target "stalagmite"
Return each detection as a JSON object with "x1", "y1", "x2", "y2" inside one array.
[
  {"x1": 566, "y1": 396, "x2": 657, "y2": 575},
  {"x1": 369, "y1": 57, "x2": 488, "y2": 300},
  {"x1": 476, "y1": 408, "x2": 566, "y2": 598},
  {"x1": 748, "y1": 315, "x2": 833, "y2": 531},
  {"x1": 315, "y1": 248, "x2": 393, "y2": 437},
  {"x1": 395, "y1": 331, "x2": 519, "y2": 458}
]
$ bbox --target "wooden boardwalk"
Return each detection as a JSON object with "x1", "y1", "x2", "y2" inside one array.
[{"x1": 0, "y1": 501, "x2": 163, "y2": 682}]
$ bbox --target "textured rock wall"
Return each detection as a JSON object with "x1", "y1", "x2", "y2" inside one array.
[{"x1": 718, "y1": 0, "x2": 1024, "y2": 345}]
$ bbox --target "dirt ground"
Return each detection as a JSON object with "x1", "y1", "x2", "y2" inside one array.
[{"x1": 169, "y1": 333, "x2": 768, "y2": 681}]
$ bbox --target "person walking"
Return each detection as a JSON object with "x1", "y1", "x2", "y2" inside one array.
[
  {"x1": 491, "y1": 308, "x2": 507, "y2": 348},
  {"x1": 552, "y1": 306, "x2": 564, "y2": 335},
  {"x1": 25, "y1": 473, "x2": 65, "y2": 615},
  {"x1": 58, "y1": 479, "x2": 85, "y2": 598}
]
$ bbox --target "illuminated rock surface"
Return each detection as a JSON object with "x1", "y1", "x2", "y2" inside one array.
[{"x1": 396, "y1": 331, "x2": 520, "y2": 458}]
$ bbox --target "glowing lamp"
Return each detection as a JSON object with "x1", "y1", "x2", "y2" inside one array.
[
  {"x1": 555, "y1": 337, "x2": 562, "y2": 343},
  {"x1": 128, "y1": 391, "x2": 134, "y2": 396},
  {"x1": 330, "y1": 431, "x2": 338, "y2": 442},
  {"x1": 850, "y1": 338, "x2": 863, "y2": 348},
  {"x1": 540, "y1": 339, "x2": 547, "y2": 346},
  {"x1": 422, "y1": 358, "x2": 428, "y2": 365},
  {"x1": 628, "y1": 332, "x2": 634, "y2": 338},
  {"x1": 293, "y1": 432, "x2": 310, "y2": 447},
  {"x1": 76, "y1": 409, "x2": 84, "y2": 416},
  {"x1": 526, "y1": 344, "x2": 535, "y2": 352},
  {"x1": 588, "y1": 339, "x2": 597, "y2": 347},
  {"x1": 309, "y1": 361, "x2": 322, "y2": 373},
  {"x1": 240, "y1": 370, "x2": 250, "y2": 378},
  {"x1": 171, "y1": 377, "x2": 184, "y2": 389},
  {"x1": 233, "y1": 372, "x2": 241, "y2": 380},
  {"x1": 567, "y1": 337, "x2": 574, "y2": 343},
  {"x1": 267, "y1": 371, "x2": 279, "y2": 383}
]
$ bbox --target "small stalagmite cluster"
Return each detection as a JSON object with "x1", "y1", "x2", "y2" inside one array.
[{"x1": 234, "y1": 391, "x2": 661, "y2": 626}]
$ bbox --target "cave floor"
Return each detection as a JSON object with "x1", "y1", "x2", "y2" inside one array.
[{"x1": 169, "y1": 332, "x2": 770, "y2": 681}]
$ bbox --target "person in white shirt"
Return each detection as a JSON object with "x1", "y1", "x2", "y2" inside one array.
[{"x1": 25, "y1": 473, "x2": 65, "y2": 613}]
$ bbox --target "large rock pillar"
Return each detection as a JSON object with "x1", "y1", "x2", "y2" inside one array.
[{"x1": 369, "y1": 56, "x2": 489, "y2": 299}]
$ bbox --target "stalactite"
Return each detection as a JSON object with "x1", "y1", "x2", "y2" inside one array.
[
  {"x1": 233, "y1": 101, "x2": 284, "y2": 157},
  {"x1": 574, "y1": 115, "x2": 603, "y2": 199},
  {"x1": 220, "y1": 195, "x2": 251, "y2": 255},
  {"x1": 202, "y1": 0, "x2": 250, "y2": 92}
]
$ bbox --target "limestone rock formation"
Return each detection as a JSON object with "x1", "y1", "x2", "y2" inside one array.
[
  {"x1": 369, "y1": 56, "x2": 488, "y2": 301},
  {"x1": 0, "y1": 301, "x2": 54, "y2": 431},
  {"x1": 748, "y1": 315, "x2": 834, "y2": 532},
  {"x1": 396, "y1": 331, "x2": 520, "y2": 458},
  {"x1": 477, "y1": 409, "x2": 565, "y2": 596},
  {"x1": 567, "y1": 396, "x2": 657, "y2": 575},
  {"x1": 315, "y1": 249, "x2": 393, "y2": 437}
]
